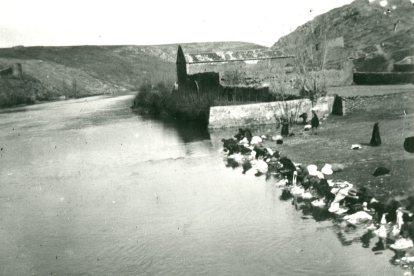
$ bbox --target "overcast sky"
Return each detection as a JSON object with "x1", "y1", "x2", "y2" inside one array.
[{"x1": 0, "y1": 0, "x2": 356, "y2": 48}]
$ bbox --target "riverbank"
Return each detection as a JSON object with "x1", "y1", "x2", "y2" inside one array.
[
  {"x1": 215, "y1": 91, "x2": 414, "y2": 271},
  {"x1": 217, "y1": 90, "x2": 414, "y2": 202}
]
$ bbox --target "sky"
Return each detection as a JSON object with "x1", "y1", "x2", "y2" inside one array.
[{"x1": 0, "y1": 0, "x2": 356, "y2": 48}]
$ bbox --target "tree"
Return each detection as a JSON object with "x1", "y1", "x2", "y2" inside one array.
[{"x1": 275, "y1": 21, "x2": 329, "y2": 105}]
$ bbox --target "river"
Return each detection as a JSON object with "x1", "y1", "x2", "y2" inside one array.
[{"x1": 0, "y1": 94, "x2": 405, "y2": 275}]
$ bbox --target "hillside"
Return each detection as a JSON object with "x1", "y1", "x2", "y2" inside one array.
[
  {"x1": 0, "y1": 41, "x2": 265, "y2": 107},
  {"x1": 272, "y1": 0, "x2": 414, "y2": 72}
]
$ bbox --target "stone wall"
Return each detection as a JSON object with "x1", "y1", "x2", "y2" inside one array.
[
  {"x1": 208, "y1": 96, "x2": 335, "y2": 129},
  {"x1": 187, "y1": 58, "x2": 293, "y2": 87},
  {"x1": 185, "y1": 72, "x2": 220, "y2": 92}
]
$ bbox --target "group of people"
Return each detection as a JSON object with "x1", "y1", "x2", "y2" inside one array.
[{"x1": 220, "y1": 123, "x2": 414, "y2": 265}]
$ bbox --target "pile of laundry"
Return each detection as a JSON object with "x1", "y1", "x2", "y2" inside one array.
[{"x1": 220, "y1": 127, "x2": 414, "y2": 263}]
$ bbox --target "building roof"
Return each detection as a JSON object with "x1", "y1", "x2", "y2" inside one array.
[
  {"x1": 182, "y1": 49, "x2": 291, "y2": 64},
  {"x1": 394, "y1": 56, "x2": 414, "y2": 65}
]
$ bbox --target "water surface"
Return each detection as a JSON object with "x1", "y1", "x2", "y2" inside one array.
[{"x1": 0, "y1": 95, "x2": 404, "y2": 275}]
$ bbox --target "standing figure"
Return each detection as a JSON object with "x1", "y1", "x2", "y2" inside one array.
[
  {"x1": 299, "y1": 113, "x2": 308, "y2": 125},
  {"x1": 370, "y1": 122, "x2": 381, "y2": 146},
  {"x1": 244, "y1": 129, "x2": 253, "y2": 145},
  {"x1": 281, "y1": 122, "x2": 289, "y2": 137},
  {"x1": 311, "y1": 110, "x2": 319, "y2": 135}
]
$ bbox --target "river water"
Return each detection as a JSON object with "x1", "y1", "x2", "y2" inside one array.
[{"x1": 0, "y1": 95, "x2": 405, "y2": 275}]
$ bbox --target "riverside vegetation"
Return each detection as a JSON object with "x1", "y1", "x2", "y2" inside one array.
[{"x1": 131, "y1": 78, "x2": 318, "y2": 125}]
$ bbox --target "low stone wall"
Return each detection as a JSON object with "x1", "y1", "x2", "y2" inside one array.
[{"x1": 208, "y1": 96, "x2": 335, "y2": 129}]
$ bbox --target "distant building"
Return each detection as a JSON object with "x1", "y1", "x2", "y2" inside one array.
[
  {"x1": 176, "y1": 45, "x2": 294, "y2": 92},
  {"x1": 393, "y1": 56, "x2": 414, "y2": 72},
  {"x1": 0, "y1": 63, "x2": 22, "y2": 79}
]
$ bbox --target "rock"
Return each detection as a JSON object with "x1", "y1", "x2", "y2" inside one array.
[
  {"x1": 404, "y1": 137, "x2": 414, "y2": 153},
  {"x1": 373, "y1": 167, "x2": 390, "y2": 177},
  {"x1": 331, "y1": 163, "x2": 345, "y2": 172}
]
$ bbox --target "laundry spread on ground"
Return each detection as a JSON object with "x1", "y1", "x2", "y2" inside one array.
[{"x1": 220, "y1": 127, "x2": 414, "y2": 272}]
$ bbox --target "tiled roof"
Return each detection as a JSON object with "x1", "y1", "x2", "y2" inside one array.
[
  {"x1": 183, "y1": 49, "x2": 289, "y2": 64},
  {"x1": 394, "y1": 56, "x2": 414, "y2": 65}
]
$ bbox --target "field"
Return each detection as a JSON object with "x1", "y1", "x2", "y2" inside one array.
[{"x1": 249, "y1": 86, "x2": 414, "y2": 202}]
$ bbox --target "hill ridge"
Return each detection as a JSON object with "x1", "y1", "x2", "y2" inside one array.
[{"x1": 272, "y1": 0, "x2": 414, "y2": 72}]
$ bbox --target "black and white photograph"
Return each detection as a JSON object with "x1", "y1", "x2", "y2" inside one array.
[{"x1": 1, "y1": 0, "x2": 414, "y2": 275}]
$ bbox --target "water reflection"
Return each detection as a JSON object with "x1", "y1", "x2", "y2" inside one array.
[
  {"x1": 131, "y1": 110, "x2": 211, "y2": 144},
  {"x1": 279, "y1": 189, "x2": 294, "y2": 201},
  {"x1": 291, "y1": 195, "x2": 335, "y2": 222},
  {"x1": 361, "y1": 229, "x2": 376, "y2": 248}
]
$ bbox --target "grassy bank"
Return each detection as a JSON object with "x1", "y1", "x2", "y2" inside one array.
[{"x1": 256, "y1": 91, "x2": 414, "y2": 201}]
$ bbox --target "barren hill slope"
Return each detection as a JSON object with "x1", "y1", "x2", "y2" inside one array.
[
  {"x1": 272, "y1": 0, "x2": 414, "y2": 72},
  {"x1": 0, "y1": 41, "x2": 265, "y2": 107}
]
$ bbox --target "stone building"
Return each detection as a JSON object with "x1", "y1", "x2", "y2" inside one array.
[
  {"x1": 393, "y1": 56, "x2": 414, "y2": 72},
  {"x1": 0, "y1": 63, "x2": 22, "y2": 79},
  {"x1": 176, "y1": 45, "x2": 294, "y2": 93}
]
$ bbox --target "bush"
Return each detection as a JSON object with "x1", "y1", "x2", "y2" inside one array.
[
  {"x1": 298, "y1": 78, "x2": 327, "y2": 103},
  {"x1": 0, "y1": 74, "x2": 53, "y2": 107},
  {"x1": 134, "y1": 81, "x2": 224, "y2": 124}
]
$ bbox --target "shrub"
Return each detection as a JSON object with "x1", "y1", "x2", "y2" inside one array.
[
  {"x1": 134, "y1": 81, "x2": 224, "y2": 124},
  {"x1": 0, "y1": 74, "x2": 53, "y2": 107},
  {"x1": 298, "y1": 78, "x2": 327, "y2": 104}
]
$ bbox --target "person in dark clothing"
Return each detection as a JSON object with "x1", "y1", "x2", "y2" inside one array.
[
  {"x1": 222, "y1": 138, "x2": 237, "y2": 149},
  {"x1": 299, "y1": 113, "x2": 308, "y2": 125},
  {"x1": 370, "y1": 123, "x2": 381, "y2": 146},
  {"x1": 234, "y1": 128, "x2": 253, "y2": 145},
  {"x1": 281, "y1": 122, "x2": 289, "y2": 137},
  {"x1": 244, "y1": 129, "x2": 253, "y2": 145},
  {"x1": 278, "y1": 157, "x2": 296, "y2": 182},
  {"x1": 311, "y1": 110, "x2": 319, "y2": 135}
]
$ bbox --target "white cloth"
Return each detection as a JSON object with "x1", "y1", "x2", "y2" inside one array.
[
  {"x1": 397, "y1": 209, "x2": 404, "y2": 230},
  {"x1": 344, "y1": 211, "x2": 373, "y2": 224},
  {"x1": 329, "y1": 183, "x2": 353, "y2": 213},
  {"x1": 307, "y1": 165, "x2": 318, "y2": 176},
  {"x1": 390, "y1": 238, "x2": 414, "y2": 250},
  {"x1": 251, "y1": 136, "x2": 263, "y2": 144},
  {"x1": 321, "y1": 164, "x2": 333, "y2": 175}
]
